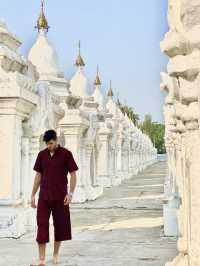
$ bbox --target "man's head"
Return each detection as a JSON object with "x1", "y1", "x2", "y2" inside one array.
[{"x1": 43, "y1": 129, "x2": 58, "y2": 151}]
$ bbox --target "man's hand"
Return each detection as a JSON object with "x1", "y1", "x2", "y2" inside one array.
[
  {"x1": 30, "y1": 172, "x2": 41, "y2": 208},
  {"x1": 31, "y1": 195, "x2": 37, "y2": 208},
  {"x1": 64, "y1": 194, "x2": 72, "y2": 205}
]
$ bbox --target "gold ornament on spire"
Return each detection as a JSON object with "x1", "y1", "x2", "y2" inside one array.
[
  {"x1": 107, "y1": 80, "x2": 114, "y2": 97},
  {"x1": 75, "y1": 41, "x2": 85, "y2": 67},
  {"x1": 94, "y1": 65, "x2": 101, "y2": 85},
  {"x1": 36, "y1": 0, "x2": 50, "y2": 32},
  {"x1": 116, "y1": 92, "x2": 121, "y2": 106}
]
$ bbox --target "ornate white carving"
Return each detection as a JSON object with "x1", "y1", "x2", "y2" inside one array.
[{"x1": 25, "y1": 81, "x2": 65, "y2": 136}]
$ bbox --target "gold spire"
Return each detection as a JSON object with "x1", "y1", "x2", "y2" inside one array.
[
  {"x1": 94, "y1": 65, "x2": 101, "y2": 85},
  {"x1": 116, "y1": 92, "x2": 121, "y2": 106},
  {"x1": 36, "y1": 0, "x2": 50, "y2": 32},
  {"x1": 75, "y1": 41, "x2": 85, "y2": 67},
  {"x1": 107, "y1": 80, "x2": 114, "y2": 97}
]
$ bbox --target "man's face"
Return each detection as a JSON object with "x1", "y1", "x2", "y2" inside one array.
[{"x1": 46, "y1": 139, "x2": 58, "y2": 151}]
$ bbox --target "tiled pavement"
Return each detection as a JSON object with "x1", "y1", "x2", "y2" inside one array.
[{"x1": 0, "y1": 161, "x2": 177, "y2": 266}]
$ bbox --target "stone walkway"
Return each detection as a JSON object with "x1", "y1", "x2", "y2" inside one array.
[{"x1": 0, "y1": 162, "x2": 177, "y2": 266}]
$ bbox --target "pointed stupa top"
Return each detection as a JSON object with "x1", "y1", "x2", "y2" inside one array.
[
  {"x1": 75, "y1": 41, "x2": 85, "y2": 67},
  {"x1": 117, "y1": 98, "x2": 121, "y2": 106},
  {"x1": 116, "y1": 92, "x2": 120, "y2": 105},
  {"x1": 29, "y1": 1, "x2": 61, "y2": 78},
  {"x1": 107, "y1": 80, "x2": 114, "y2": 97},
  {"x1": 36, "y1": 0, "x2": 50, "y2": 32},
  {"x1": 94, "y1": 65, "x2": 101, "y2": 85}
]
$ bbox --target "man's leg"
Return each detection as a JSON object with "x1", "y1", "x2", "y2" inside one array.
[
  {"x1": 52, "y1": 200, "x2": 72, "y2": 264},
  {"x1": 38, "y1": 243, "x2": 46, "y2": 264},
  {"x1": 31, "y1": 198, "x2": 51, "y2": 265},
  {"x1": 30, "y1": 244, "x2": 46, "y2": 266},
  {"x1": 53, "y1": 241, "x2": 61, "y2": 264}
]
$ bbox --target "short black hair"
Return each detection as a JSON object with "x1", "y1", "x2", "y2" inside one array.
[{"x1": 43, "y1": 129, "x2": 57, "y2": 143}]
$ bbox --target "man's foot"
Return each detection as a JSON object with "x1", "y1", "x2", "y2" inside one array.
[
  {"x1": 30, "y1": 259, "x2": 45, "y2": 266},
  {"x1": 52, "y1": 254, "x2": 60, "y2": 264}
]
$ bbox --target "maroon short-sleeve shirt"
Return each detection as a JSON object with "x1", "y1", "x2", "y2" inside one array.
[{"x1": 33, "y1": 144, "x2": 79, "y2": 200}]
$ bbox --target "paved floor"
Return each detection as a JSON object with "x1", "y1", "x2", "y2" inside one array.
[{"x1": 0, "y1": 161, "x2": 177, "y2": 266}]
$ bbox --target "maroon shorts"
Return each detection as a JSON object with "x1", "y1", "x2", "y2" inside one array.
[{"x1": 36, "y1": 197, "x2": 72, "y2": 243}]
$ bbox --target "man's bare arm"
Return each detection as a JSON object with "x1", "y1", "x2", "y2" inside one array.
[
  {"x1": 64, "y1": 171, "x2": 77, "y2": 205},
  {"x1": 69, "y1": 171, "x2": 77, "y2": 194},
  {"x1": 31, "y1": 172, "x2": 41, "y2": 208}
]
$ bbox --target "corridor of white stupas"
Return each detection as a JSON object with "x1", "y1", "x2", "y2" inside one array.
[
  {"x1": 3, "y1": 0, "x2": 200, "y2": 265},
  {"x1": 0, "y1": 0, "x2": 157, "y2": 242}
]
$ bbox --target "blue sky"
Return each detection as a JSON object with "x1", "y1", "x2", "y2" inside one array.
[{"x1": 0, "y1": 0, "x2": 168, "y2": 122}]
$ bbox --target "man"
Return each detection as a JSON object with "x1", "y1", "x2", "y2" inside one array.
[{"x1": 30, "y1": 129, "x2": 79, "y2": 266}]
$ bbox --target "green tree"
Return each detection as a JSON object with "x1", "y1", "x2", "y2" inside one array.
[
  {"x1": 118, "y1": 101, "x2": 140, "y2": 126},
  {"x1": 139, "y1": 114, "x2": 166, "y2": 154}
]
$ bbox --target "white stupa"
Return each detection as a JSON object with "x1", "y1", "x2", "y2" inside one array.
[
  {"x1": 106, "y1": 80, "x2": 118, "y2": 117},
  {"x1": 28, "y1": 1, "x2": 62, "y2": 77},
  {"x1": 28, "y1": 29, "x2": 61, "y2": 78},
  {"x1": 92, "y1": 65, "x2": 104, "y2": 110},
  {"x1": 69, "y1": 41, "x2": 90, "y2": 98},
  {"x1": 28, "y1": 0, "x2": 68, "y2": 97}
]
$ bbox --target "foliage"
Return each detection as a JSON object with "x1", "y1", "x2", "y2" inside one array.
[
  {"x1": 116, "y1": 100, "x2": 165, "y2": 153},
  {"x1": 117, "y1": 100, "x2": 140, "y2": 126},
  {"x1": 138, "y1": 114, "x2": 166, "y2": 154}
]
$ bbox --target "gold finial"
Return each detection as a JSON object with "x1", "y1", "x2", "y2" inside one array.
[
  {"x1": 36, "y1": 0, "x2": 50, "y2": 32},
  {"x1": 107, "y1": 80, "x2": 114, "y2": 97},
  {"x1": 116, "y1": 92, "x2": 121, "y2": 106},
  {"x1": 94, "y1": 64, "x2": 101, "y2": 85},
  {"x1": 75, "y1": 40, "x2": 85, "y2": 67}
]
